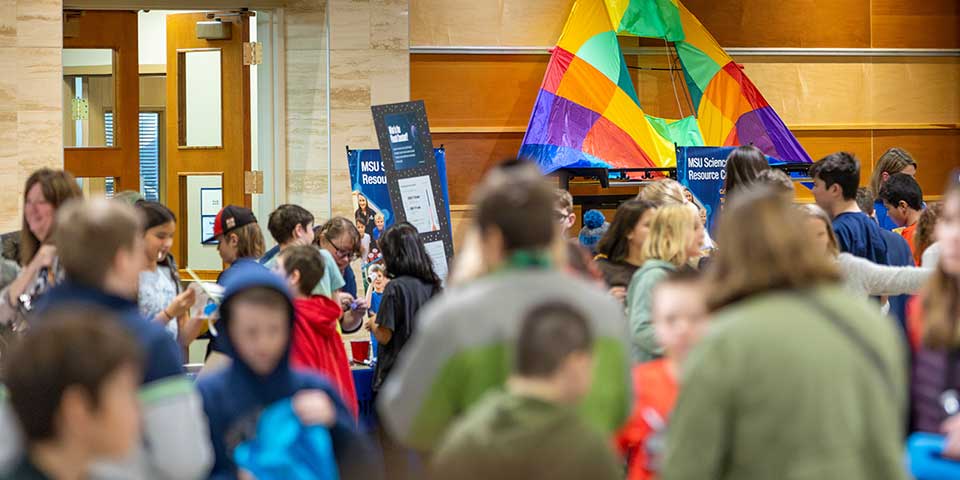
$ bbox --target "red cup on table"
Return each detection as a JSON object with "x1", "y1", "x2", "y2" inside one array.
[{"x1": 351, "y1": 340, "x2": 371, "y2": 364}]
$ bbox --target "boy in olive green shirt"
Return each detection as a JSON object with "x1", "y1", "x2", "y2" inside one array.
[{"x1": 429, "y1": 301, "x2": 622, "y2": 480}]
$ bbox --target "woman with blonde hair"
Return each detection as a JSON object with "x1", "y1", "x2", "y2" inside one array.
[
  {"x1": 799, "y1": 203, "x2": 930, "y2": 300},
  {"x1": 638, "y1": 178, "x2": 687, "y2": 206},
  {"x1": 661, "y1": 187, "x2": 907, "y2": 480},
  {"x1": 626, "y1": 203, "x2": 704, "y2": 362},
  {"x1": 871, "y1": 147, "x2": 918, "y2": 231}
]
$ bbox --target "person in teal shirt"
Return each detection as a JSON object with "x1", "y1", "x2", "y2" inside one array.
[{"x1": 627, "y1": 203, "x2": 704, "y2": 362}]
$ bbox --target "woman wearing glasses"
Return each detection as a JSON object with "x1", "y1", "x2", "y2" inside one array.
[{"x1": 315, "y1": 217, "x2": 368, "y2": 333}]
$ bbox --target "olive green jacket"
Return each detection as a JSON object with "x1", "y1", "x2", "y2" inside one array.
[{"x1": 661, "y1": 286, "x2": 907, "y2": 480}]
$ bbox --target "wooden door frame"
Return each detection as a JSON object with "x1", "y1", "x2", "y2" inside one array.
[
  {"x1": 165, "y1": 12, "x2": 251, "y2": 268},
  {"x1": 63, "y1": 10, "x2": 140, "y2": 192}
]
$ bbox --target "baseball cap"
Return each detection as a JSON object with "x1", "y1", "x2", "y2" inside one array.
[{"x1": 203, "y1": 205, "x2": 258, "y2": 244}]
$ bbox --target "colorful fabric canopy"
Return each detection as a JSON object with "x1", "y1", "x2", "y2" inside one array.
[{"x1": 520, "y1": 0, "x2": 811, "y2": 173}]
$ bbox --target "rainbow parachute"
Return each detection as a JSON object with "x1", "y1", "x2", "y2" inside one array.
[{"x1": 519, "y1": 0, "x2": 811, "y2": 172}]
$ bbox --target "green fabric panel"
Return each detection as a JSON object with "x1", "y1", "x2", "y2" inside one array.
[
  {"x1": 617, "y1": 49, "x2": 641, "y2": 104},
  {"x1": 646, "y1": 114, "x2": 705, "y2": 146},
  {"x1": 407, "y1": 337, "x2": 630, "y2": 450},
  {"x1": 575, "y1": 30, "x2": 622, "y2": 85},
  {"x1": 139, "y1": 375, "x2": 194, "y2": 405},
  {"x1": 675, "y1": 41, "x2": 722, "y2": 96},
  {"x1": 616, "y1": 0, "x2": 685, "y2": 41}
]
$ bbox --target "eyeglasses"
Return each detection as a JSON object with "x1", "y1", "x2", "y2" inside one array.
[
  {"x1": 325, "y1": 234, "x2": 358, "y2": 260},
  {"x1": 554, "y1": 210, "x2": 572, "y2": 222}
]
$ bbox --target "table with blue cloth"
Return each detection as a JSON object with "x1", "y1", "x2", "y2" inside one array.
[{"x1": 352, "y1": 366, "x2": 377, "y2": 432}]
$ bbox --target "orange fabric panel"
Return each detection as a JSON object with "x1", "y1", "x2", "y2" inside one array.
[{"x1": 555, "y1": 56, "x2": 620, "y2": 114}]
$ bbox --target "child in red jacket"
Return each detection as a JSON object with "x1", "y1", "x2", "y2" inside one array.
[
  {"x1": 278, "y1": 245, "x2": 364, "y2": 418},
  {"x1": 615, "y1": 269, "x2": 710, "y2": 480}
]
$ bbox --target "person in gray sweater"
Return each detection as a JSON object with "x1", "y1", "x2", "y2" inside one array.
[{"x1": 801, "y1": 204, "x2": 931, "y2": 298}]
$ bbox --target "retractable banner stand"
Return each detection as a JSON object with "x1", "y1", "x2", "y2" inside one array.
[
  {"x1": 676, "y1": 146, "x2": 732, "y2": 234},
  {"x1": 347, "y1": 148, "x2": 451, "y2": 268},
  {"x1": 371, "y1": 100, "x2": 453, "y2": 281},
  {"x1": 677, "y1": 146, "x2": 802, "y2": 234}
]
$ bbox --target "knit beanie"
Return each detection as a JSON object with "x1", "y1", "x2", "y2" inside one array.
[{"x1": 578, "y1": 209, "x2": 609, "y2": 253}]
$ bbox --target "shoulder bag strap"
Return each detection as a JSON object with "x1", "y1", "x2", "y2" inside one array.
[{"x1": 796, "y1": 291, "x2": 895, "y2": 396}]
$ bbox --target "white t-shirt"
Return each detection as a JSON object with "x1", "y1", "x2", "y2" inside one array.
[{"x1": 139, "y1": 265, "x2": 179, "y2": 339}]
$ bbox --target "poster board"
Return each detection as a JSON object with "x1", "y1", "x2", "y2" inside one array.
[{"x1": 371, "y1": 101, "x2": 453, "y2": 281}]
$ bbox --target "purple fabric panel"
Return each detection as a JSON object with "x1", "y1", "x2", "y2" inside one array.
[
  {"x1": 733, "y1": 109, "x2": 776, "y2": 156},
  {"x1": 521, "y1": 89, "x2": 557, "y2": 147},
  {"x1": 545, "y1": 95, "x2": 602, "y2": 150},
  {"x1": 754, "y1": 105, "x2": 813, "y2": 163}
]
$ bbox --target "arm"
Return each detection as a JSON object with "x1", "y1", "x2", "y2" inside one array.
[
  {"x1": 0, "y1": 387, "x2": 25, "y2": 474},
  {"x1": 139, "y1": 375, "x2": 214, "y2": 480},
  {"x1": 840, "y1": 254, "x2": 933, "y2": 297},
  {"x1": 626, "y1": 269, "x2": 668, "y2": 361},
  {"x1": 136, "y1": 335, "x2": 213, "y2": 480},
  {"x1": 368, "y1": 318, "x2": 393, "y2": 345},
  {"x1": 659, "y1": 335, "x2": 732, "y2": 480}
]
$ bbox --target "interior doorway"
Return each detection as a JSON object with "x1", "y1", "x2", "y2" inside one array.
[{"x1": 62, "y1": 8, "x2": 283, "y2": 279}]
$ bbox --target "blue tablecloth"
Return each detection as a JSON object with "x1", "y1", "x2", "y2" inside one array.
[{"x1": 352, "y1": 367, "x2": 376, "y2": 433}]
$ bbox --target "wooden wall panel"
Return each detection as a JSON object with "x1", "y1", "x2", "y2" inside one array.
[
  {"x1": 434, "y1": 132, "x2": 524, "y2": 204},
  {"x1": 410, "y1": 0, "x2": 570, "y2": 47},
  {"x1": 873, "y1": 130, "x2": 960, "y2": 197},
  {"x1": 681, "y1": 0, "x2": 871, "y2": 48},
  {"x1": 411, "y1": 0, "x2": 959, "y2": 49},
  {"x1": 871, "y1": 0, "x2": 960, "y2": 49},
  {"x1": 740, "y1": 57, "x2": 960, "y2": 126},
  {"x1": 412, "y1": 54, "x2": 546, "y2": 128}
]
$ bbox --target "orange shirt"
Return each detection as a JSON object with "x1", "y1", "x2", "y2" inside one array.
[
  {"x1": 898, "y1": 223, "x2": 919, "y2": 265},
  {"x1": 614, "y1": 360, "x2": 678, "y2": 480}
]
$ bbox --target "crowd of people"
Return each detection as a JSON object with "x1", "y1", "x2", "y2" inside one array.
[{"x1": 0, "y1": 144, "x2": 957, "y2": 480}]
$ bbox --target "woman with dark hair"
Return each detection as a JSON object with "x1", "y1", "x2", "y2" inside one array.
[
  {"x1": 595, "y1": 200, "x2": 658, "y2": 299},
  {"x1": 1, "y1": 169, "x2": 82, "y2": 332},
  {"x1": 135, "y1": 201, "x2": 200, "y2": 349},
  {"x1": 660, "y1": 187, "x2": 907, "y2": 480},
  {"x1": 365, "y1": 221, "x2": 441, "y2": 477},
  {"x1": 723, "y1": 145, "x2": 770, "y2": 200}
]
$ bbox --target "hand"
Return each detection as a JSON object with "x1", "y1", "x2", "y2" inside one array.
[
  {"x1": 941, "y1": 415, "x2": 960, "y2": 459},
  {"x1": 335, "y1": 292, "x2": 355, "y2": 311},
  {"x1": 363, "y1": 317, "x2": 374, "y2": 332},
  {"x1": 167, "y1": 289, "x2": 197, "y2": 319},
  {"x1": 608, "y1": 286, "x2": 627, "y2": 302},
  {"x1": 29, "y1": 245, "x2": 57, "y2": 271},
  {"x1": 351, "y1": 297, "x2": 368, "y2": 316},
  {"x1": 292, "y1": 390, "x2": 336, "y2": 427}
]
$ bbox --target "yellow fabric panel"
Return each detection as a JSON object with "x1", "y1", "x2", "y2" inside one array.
[
  {"x1": 601, "y1": 89, "x2": 676, "y2": 164},
  {"x1": 696, "y1": 93, "x2": 736, "y2": 146},
  {"x1": 557, "y1": 0, "x2": 616, "y2": 53},
  {"x1": 603, "y1": 0, "x2": 630, "y2": 30},
  {"x1": 676, "y1": 1, "x2": 731, "y2": 66}
]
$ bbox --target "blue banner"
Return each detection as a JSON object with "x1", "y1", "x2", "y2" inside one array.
[
  {"x1": 676, "y1": 146, "x2": 730, "y2": 235},
  {"x1": 347, "y1": 148, "x2": 451, "y2": 266},
  {"x1": 677, "y1": 146, "x2": 805, "y2": 234}
]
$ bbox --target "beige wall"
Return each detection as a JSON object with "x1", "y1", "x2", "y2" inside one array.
[
  {"x1": 0, "y1": 0, "x2": 64, "y2": 233},
  {"x1": 286, "y1": 0, "x2": 410, "y2": 220}
]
